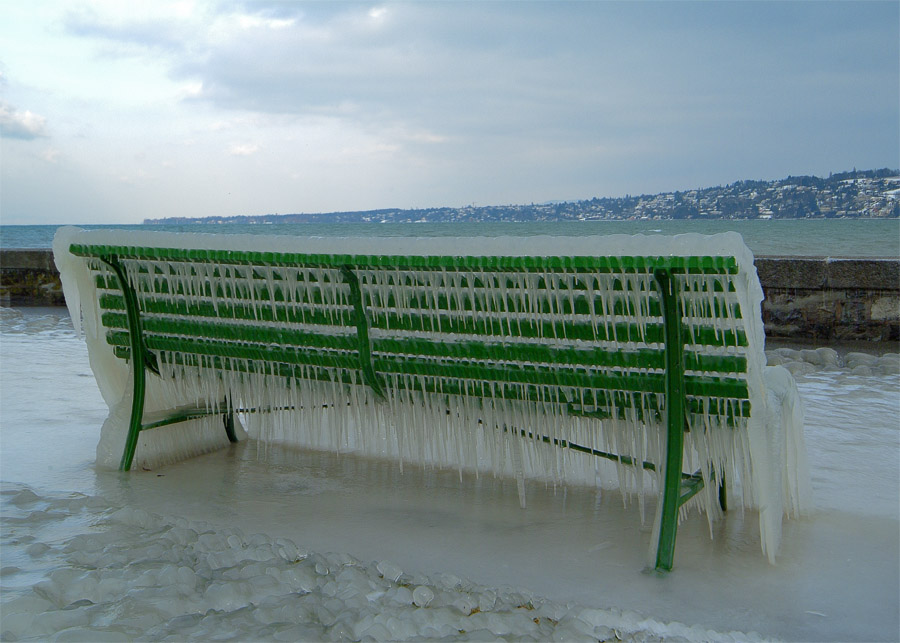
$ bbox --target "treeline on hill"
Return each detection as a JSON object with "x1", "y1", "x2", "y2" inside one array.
[{"x1": 145, "y1": 168, "x2": 900, "y2": 225}]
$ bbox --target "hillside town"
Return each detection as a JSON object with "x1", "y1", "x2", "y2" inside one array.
[{"x1": 146, "y1": 169, "x2": 900, "y2": 225}]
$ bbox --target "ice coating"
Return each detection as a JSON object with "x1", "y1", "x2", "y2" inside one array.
[
  {"x1": 1, "y1": 485, "x2": 769, "y2": 642},
  {"x1": 51, "y1": 226, "x2": 809, "y2": 564}
]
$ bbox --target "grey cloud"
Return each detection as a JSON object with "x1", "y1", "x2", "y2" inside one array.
[
  {"x1": 173, "y1": 4, "x2": 627, "y2": 143},
  {"x1": 57, "y1": 1, "x2": 899, "y2": 200},
  {"x1": 63, "y1": 6, "x2": 196, "y2": 55}
]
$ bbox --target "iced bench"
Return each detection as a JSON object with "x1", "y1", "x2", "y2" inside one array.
[{"x1": 53, "y1": 228, "x2": 809, "y2": 571}]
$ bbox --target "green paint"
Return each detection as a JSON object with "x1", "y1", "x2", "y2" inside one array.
[{"x1": 340, "y1": 265, "x2": 385, "y2": 400}]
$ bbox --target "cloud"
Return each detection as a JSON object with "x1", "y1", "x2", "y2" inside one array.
[
  {"x1": 229, "y1": 143, "x2": 259, "y2": 156},
  {"x1": 0, "y1": 100, "x2": 49, "y2": 140},
  {"x1": 8, "y1": 0, "x2": 897, "y2": 222},
  {"x1": 41, "y1": 148, "x2": 61, "y2": 163}
]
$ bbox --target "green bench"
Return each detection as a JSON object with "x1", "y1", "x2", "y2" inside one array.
[{"x1": 53, "y1": 227, "x2": 808, "y2": 571}]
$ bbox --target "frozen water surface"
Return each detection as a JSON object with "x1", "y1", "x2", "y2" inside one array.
[{"x1": 1, "y1": 307, "x2": 898, "y2": 641}]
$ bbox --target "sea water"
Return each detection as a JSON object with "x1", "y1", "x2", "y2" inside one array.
[
  {"x1": 1, "y1": 307, "x2": 898, "y2": 641},
  {"x1": 2, "y1": 218, "x2": 900, "y2": 256}
]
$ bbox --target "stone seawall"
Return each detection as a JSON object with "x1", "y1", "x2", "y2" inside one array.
[
  {"x1": 756, "y1": 257, "x2": 899, "y2": 342},
  {"x1": 2, "y1": 249, "x2": 898, "y2": 342},
  {"x1": 1, "y1": 249, "x2": 66, "y2": 306}
]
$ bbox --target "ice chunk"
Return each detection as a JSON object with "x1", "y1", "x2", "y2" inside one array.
[
  {"x1": 376, "y1": 560, "x2": 403, "y2": 582},
  {"x1": 412, "y1": 585, "x2": 435, "y2": 607}
]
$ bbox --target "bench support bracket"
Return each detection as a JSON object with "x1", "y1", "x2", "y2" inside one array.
[
  {"x1": 104, "y1": 256, "x2": 238, "y2": 471},
  {"x1": 341, "y1": 265, "x2": 386, "y2": 400}
]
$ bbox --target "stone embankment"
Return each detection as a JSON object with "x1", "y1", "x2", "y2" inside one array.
[
  {"x1": 2, "y1": 249, "x2": 898, "y2": 343},
  {"x1": 1, "y1": 249, "x2": 66, "y2": 306},
  {"x1": 755, "y1": 257, "x2": 898, "y2": 343}
]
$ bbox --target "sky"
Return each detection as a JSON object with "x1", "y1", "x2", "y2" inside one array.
[{"x1": 1, "y1": 1, "x2": 898, "y2": 225}]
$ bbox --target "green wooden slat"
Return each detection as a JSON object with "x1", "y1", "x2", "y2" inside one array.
[{"x1": 71, "y1": 243, "x2": 740, "y2": 275}]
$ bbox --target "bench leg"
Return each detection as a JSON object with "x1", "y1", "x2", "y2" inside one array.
[
  {"x1": 654, "y1": 268, "x2": 686, "y2": 572},
  {"x1": 655, "y1": 409, "x2": 685, "y2": 572},
  {"x1": 224, "y1": 404, "x2": 238, "y2": 443},
  {"x1": 718, "y1": 473, "x2": 727, "y2": 512},
  {"x1": 103, "y1": 256, "x2": 147, "y2": 472},
  {"x1": 119, "y1": 366, "x2": 146, "y2": 471}
]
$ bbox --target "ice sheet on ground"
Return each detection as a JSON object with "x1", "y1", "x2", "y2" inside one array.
[
  {"x1": 1, "y1": 307, "x2": 898, "y2": 641},
  {"x1": 1, "y1": 484, "x2": 764, "y2": 642}
]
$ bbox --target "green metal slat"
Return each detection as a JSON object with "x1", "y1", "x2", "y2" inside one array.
[
  {"x1": 92, "y1": 270, "x2": 742, "y2": 322},
  {"x1": 106, "y1": 330, "x2": 359, "y2": 372},
  {"x1": 373, "y1": 357, "x2": 667, "y2": 394},
  {"x1": 370, "y1": 311, "x2": 660, "y2": 343},
  {"x1": 372, "y1": 336, "x2": 747, "y2": 376},
  {"x1": 93, "y1": 273, "x2": 347, "y2": 308},
  {"x1": 100, "y1": 289, "x2": 748, "y2": 349},
  {"x1": 71, "y1": 243, "x2": 741, "y2": 275},
  {"x1": 111, "y1": 342, "x2": 750, "y2": 421},
  {"x1": 102, "y1": 313, "x2": 356, "y2": 352},
  {"x1": 370, "y1": 355, "x2": 747, "y2": 400},
  {"x1": 371, "y1": 310, "x2": 747, "y2": 348},
  {"x1": 88, "y1": 257, "x2": 740, "y2": 301},
  {"x1": 373, "y1": 337, "x2": 667, "y2": 370},
  {"x1": 114, "y1": 346, "x2": 357, "y2": 387},
  {"x1": 99, "y1": 294, "x2": 354, "y2": 328},
  {"x1": 101, "y1": 300, "x2": 749, "y2": 363},
  {"x1": 364, "y1": 288, "x2": 742, "y2": 321}
]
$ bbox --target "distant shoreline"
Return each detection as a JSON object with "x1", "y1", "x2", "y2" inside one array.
[{"x1": 144, "y1": 169, "x2": 900, "y2": 226}]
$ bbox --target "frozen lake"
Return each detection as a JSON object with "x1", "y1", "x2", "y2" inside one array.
[{"x1": 1, "y1": 307, "x2": 898, "y2": 641}]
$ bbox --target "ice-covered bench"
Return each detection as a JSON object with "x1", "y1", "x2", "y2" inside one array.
[{"x1": 53, "y1": 227, "x2": 809, "y2": 571}]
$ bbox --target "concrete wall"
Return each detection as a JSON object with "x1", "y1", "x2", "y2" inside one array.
[{"x1": 3, "y1": 248, "x2": 898, "y2": 342}]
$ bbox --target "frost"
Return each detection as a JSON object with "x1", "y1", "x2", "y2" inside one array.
[{"x1": 52, "y1": 227, "x2": 811, "y2": 564}]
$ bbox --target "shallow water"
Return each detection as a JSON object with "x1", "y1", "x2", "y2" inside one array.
[{"x1": 1, "y1": 307, "x2": 898, "y2": 641}]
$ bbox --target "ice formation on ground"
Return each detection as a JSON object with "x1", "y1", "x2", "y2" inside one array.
[
  {"x1": 0, "y1": 484, "x2": 765, "y2": 643},
  {"x1": 52, "y1": 227, "x2": 810, "y2": 565},
  {"x1": 766, "y1": 346, "x2": 900, "y2": 377},
  {"x1": 1, "y1": 307, "x2": 897, "y2": 641}
]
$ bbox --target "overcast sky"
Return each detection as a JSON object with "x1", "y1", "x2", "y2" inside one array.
[{"x1": 1, "y1": 1, "x2": 898, "y2": 225}]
